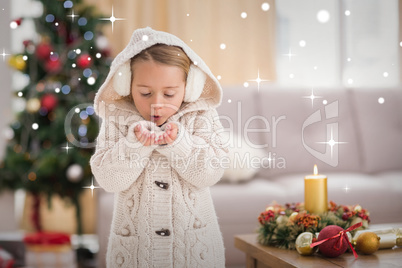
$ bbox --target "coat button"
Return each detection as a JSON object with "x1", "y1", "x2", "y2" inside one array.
[
  {"x1": 193, "y1": 220, "x2": 201, "y2": 229},
  {"x1": 126, "y1": 199, "x2": 134, "y2": 207},
  {"x1": 155, "y1": 229, "x2": 170, "y2": 236},
  {"x1": 116, "y1": 256, "x2": 124, "y2": 265},
  {"x1": 189, "y1": 192, "x2": 195, "y2": 199},
  {"x1": 155, "y1": 181, "x2": 169, "y2": 190},
  {"x1": 121, "y1": 228, "x2": 130, "y2": 236}
]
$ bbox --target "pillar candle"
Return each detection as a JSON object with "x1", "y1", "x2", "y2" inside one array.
[{"x1": 304, "y1": 165, "x2": 328, "y2": 214}]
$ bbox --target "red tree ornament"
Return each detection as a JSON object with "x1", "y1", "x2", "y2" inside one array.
[
  {"x1": 317, "y1": 225, "x2": 348, "y2": 257},
  {"x1": 41, "y1": 94, "x2": 58, "y2": 111},
  {"x1": 10, "y1": 18, "x2": 23, "y2": 29},
  {"x1": 56, "y1": 21, "x2": 67, "y2": 39},
  {"x1": 14, "y1": 18, "x2": 23, "y2": 26},
  {"x1": 36, "y1": 43, "x2": 53, "y2": 60},
  {"x1": 44, "y1": 59, "x2": 62, "y2": 73},
  {"x1": 311, "y1": 222, "x2": 363, "y2": 259},
  {"x1": 67, "y1": 31, "x2": 79, "y2": 45},
  {"x1": 76, "y1": 54, "x2": 92, "y2": 69}
]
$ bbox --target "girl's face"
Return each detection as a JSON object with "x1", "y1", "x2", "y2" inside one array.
[{"x1": 131, "y1": 60, "x2": 186, "y2": 126}]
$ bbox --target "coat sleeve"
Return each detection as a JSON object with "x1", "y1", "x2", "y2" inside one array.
[
  {"x1": 90, "y1": 118, "x2": 156, "y2": 193},
  {"x1": 156, "y1": 109, "x2": 229, "y2": 189}
]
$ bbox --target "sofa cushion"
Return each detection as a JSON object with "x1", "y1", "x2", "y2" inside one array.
[
  {"x1": 256, "y1": 88, "x2": 361, "y2": 177},
  {"x1": 350, "y1": 88, "x2": 402, "y2": 173},
  {"x1": 221, "y1": 132, "x2": 267, "y2": 183},
  {"x1": 211, "y1": 178, "x2": 290, "y2": 225}
]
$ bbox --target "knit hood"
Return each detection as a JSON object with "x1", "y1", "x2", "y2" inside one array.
[{"x1": 93, "y1": 27, "x2": 223, "y2": 119}]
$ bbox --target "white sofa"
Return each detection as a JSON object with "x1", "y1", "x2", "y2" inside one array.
[{"x1": 96, "y1": 87, "x2": 402, "y2": 267}]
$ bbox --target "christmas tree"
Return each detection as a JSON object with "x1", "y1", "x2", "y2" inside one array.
[{"x1": 0, "y1": 0, "x2": 111, "y2": 234}]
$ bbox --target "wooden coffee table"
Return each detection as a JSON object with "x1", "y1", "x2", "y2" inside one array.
[{"x1": 235, "y1": 233, "x2": 402, "y2": 268}]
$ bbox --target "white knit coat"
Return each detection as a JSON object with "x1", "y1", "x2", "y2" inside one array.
[{"x1": 90, "y1": 28, "x2": 228, "y2": 267}]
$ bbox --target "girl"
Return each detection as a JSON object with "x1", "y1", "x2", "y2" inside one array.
[{"x1": 90, "y1": 27, "x2": 228, "y2": 267}]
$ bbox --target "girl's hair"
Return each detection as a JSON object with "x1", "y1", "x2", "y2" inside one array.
[{"x1": 130, "y1": 44, "x2": 191, "y2": 81}]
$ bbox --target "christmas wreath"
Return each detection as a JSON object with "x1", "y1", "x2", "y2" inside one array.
[{"x1": 257, "y1": 201, "x2": 370, "y2": 249}]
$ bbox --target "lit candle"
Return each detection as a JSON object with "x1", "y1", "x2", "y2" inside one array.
[{"x1": 304, "y1": 165, "x2": 328, "y2": 214}]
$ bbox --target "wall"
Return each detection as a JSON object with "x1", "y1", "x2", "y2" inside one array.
[
  {"x1": 0, "y1": 0, "x2": 17, "y2": 232},
  {"x1": 0, "y1": 0, "x2": 12, "y2": 159},
  {"x1": 276, "y1": 0, "x2": 340, "y2": 87},
  {"x1": 0, "y1": 0, "x2": 42, "y2": 232},
  {"x1": 275, "y1": 0, "x2": 399, "y2": 88},
  {"x1": 84, "y1": 0, "x2": 277, "y2": 86}
]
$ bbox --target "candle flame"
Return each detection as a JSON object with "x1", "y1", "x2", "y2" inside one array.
[{"x1": 313, "y1": 165, "x2": 318, "y2": 175}]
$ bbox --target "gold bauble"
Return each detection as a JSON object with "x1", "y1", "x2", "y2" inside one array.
[
  {"x1": 355, "y1": 232, "x2": 381, "y2": 255},
  {"x1": 295, "y1": 232, "x2": 317, "y2": 256},
  {"x1": 26, "y1": 98, "x2": 41, "y2": 113},
  {"x1": 8, "y1": 55, "x2": 26, "y2": 71}
]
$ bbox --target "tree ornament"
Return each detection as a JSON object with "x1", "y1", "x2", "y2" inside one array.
[
  {"x1": 296, "y1": 232, "x2": 317, "y2": 256},
  {"x1": 95, "y1": 35, "x2": 111, "y2": 56},
  {"x1": 76, "y1": 54, "x2": 92, "y2": 69},
  {"x1": 311, "y1": 223, "x2": 363, "y2": 259},
  {"x1": 15, "y1": 18, "x2": 23, "y2": 26},
  {"x1": 276, "y1": 215, "x2": 289, "y2": 225},
  {"x1": 316, "y1": 225, "x2": 348, "y2": 257},
  {"x1": 44, "y1": 58, "x2": 62, "y2": 73},
  {"x1": 36, "y1": 43, "x2": 53, "y2": 60},
  {"x1": 355, "y1": 232, "x2": 380, "y2": 255},
  {"x1": 10, "y1": 18, "x2": 23, "y2": 29},
  {"x1": 26, "y1": 98, "x2": 41, "y2": 113},
  {"x1": 96, "y1": 35, "x2": 109, "y2": 50},
  {"x1": 66, "y1": 164, "x2": 84, "y2": 182},
  {"x1": 40, "y1": 94, "x2": 58, "y2": 111},
  {"x1": 56, "y1": 21, "x2": 67, "y2": 39},
  {"x1": 67, "y1": 31, "x2": 79, "y2": 45},
  {"x1": 8, "y1": 55, "x2": 26, "y2": 71},
  {"x1": 23, "y1": 40, "x2": 36, "y2": 54}
]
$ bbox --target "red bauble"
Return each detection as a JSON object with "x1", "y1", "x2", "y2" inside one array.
[
  {"x1": 44, "y1": 59, "x2": 62, "y2": 73},
  {"x1": 56, "y1": 22, "x2": 67, "y2": 38},
  {"x1": 76, "y1": 54, "x2": 92, "y2": 69},
  {"x1": 67, "y1": 32, "x2": 78, "y2": 45},
  {"x1": 317, "y1": 225, "x2": 348, "y2": 258},
  {"x1": 36, "y1": 43, "x2": 53, "y2": 60},
  {"x1": 41, "y1": 94, "x2": 58, "y2": 111}
]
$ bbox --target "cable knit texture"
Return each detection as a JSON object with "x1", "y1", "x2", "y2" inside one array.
[{"x1": 90, "y1": 27, "x2": 227, "y2": 267}]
